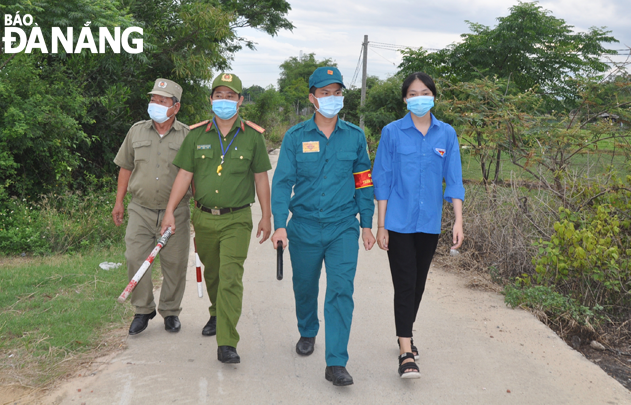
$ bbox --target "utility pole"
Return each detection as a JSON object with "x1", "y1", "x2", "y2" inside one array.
[{"x1": 360, "y1": 35, "x2": 368, "y2": 130}]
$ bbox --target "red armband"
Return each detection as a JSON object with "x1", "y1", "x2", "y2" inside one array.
[{"x1": 353, "y1": 170, "x2": 373, "y2": 189}]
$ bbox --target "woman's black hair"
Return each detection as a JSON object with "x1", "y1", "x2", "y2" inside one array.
[{"x1": 401, "y1": 72, "x2": 436, "y2": 99}]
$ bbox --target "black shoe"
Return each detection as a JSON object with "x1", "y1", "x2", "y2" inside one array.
[
  {"x1": 202, "y1": 316, "x2": 216, "y2": 336},
  {"x1": 325, "y1": 366, "x2": 354, "y2": 386},
  {"x1": 164, "y1": 316, "x2": 181, "y2": 333},
  {"x1": 217, "y1": 346, "x2": 240, "y2": 363},
  {"x1": 295, "y1": 336, "x2": 316, "y2": 356},
  {"x1": 128, "y1": 310, "x2": 156, "y2": 335}
]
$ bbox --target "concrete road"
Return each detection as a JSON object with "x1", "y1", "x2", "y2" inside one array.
[{"x1": 45, "y1": 151, "x2": 631, "y2": 405}]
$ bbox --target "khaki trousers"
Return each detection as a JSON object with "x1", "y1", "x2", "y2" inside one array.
[
  {"x1": 193, "y1": 206, "x2": 252, "y2": 347},
  {"x1": 125, "y1": 201, "x2": 191, "y2": 317}
]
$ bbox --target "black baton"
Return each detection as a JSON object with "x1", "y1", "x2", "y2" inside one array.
[{"x1": 276, "y1": 240, "x2": 284, "y2": 281}]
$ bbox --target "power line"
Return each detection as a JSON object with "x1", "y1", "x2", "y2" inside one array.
[
  {"x1": 350, "y1": 45, "x2": 363, "y2": 88},
  {"x1": 369, "y1": 47, "x2": 397, "y2": 66}
]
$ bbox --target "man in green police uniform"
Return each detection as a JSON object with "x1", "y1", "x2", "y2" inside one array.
[
  {"x1": 161, "y1": 73, "x2": 272, "y2": 364},
  {"x1": 113, "y1": 78, "x2": 191, "y2": 335}
]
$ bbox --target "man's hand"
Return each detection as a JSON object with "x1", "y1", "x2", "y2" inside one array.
[
  {"x1": 112, "y1": 202, "x2": 125, "y2": 226},
  {"x1": 257, "y1": 217, "x2": 272, "y2": 244},
  {"x1": 376, "y1": 227, "x2": 389, "y2": 251},
  {"x1": 362, "y1": 228, "x2": 376, "y2": 251},
  {"x1": 452, "y1": 219, "x2": 464, "y2": 250},
  {"x1": 271, "y1": 228, "x2": 288, "y2": 249},
  {"x1": 161, "y1": 211, "x2": 176, "y2": 235}
]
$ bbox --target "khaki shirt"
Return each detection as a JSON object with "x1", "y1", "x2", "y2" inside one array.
[
  {"x1": 173, "y1": 117, "x2": 272, "y2": 209},
  {"x1": 114, "y1": 118, "x2": 192, "y2": 209}
]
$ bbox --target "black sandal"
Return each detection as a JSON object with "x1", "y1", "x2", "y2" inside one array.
[
  {"x1": 398, "y1": 352, "x2": 421, "y2": 379},
  {"x1": 397, "y1": 338, "x2": 420, "y2": 360}
]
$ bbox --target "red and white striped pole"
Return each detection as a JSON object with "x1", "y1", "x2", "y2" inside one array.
[
  {"x1": 194, "y1": 237, "x2": 204, "y2": 298},
  {"x1": 117, "y1": 228, "x2": 172, "y2": 303}
]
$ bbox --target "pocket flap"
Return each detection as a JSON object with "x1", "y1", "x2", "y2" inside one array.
[
  {"x1": 132, "y1": 140, "x2": 152, "y2": 148},
  {"x1": 195, "y1": 149, "x2": 213, "y2": 159},
  {"x1": 296, "y1": 153, "x2": 318, "y2": 162}
]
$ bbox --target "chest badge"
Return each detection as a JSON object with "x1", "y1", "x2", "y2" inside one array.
[
  {"x1": 435, "y1": 148, "x2": 446, "y2": 157},
  {"x1": 302, "y1": 141, "x2": 320, "y2": 153},
  {"x1": 197, "y1": 144, "x2": 212, "y2": 150}
]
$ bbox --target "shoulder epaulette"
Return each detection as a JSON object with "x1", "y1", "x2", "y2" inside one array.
[
  {"x1": 189, "y1": 120, "x2": 210, "y2": 130},
  {"x1": 345, "y1": 121, "x2": 364, "y2": 133},
  {"x1": 130, "y1": 120, "x2": 150, "y2": 128},
  {"x1": 245, "y1": 120, "x2": 265, "y2": 134}
]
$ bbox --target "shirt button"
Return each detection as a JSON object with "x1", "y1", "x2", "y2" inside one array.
[
  {"x1": 158, "y1": 152, "x2": 161, "y2": 155},
  {"x1": 155, "y1": 177, "x2": 159, "y2": 180},
  {"x1": 215, "y1": 190, "x2": 219, "y2": 193},
  {"x1": 240, "y1": 156, "x2": 243, "y2": 159},
  {"x1": 325, "y1": 159, "x2": 329, "y2": 162},
  {"x1": 202, "y1": 155, "x2": 205, "y2": 159},
  {"x1": 320, "y1": 209, "x2": 323, "y2": 212},
  {"x1": 218, "y1": 173, "x2": 222, "y2": 176},
  {"x1": 156, "y1": 164, "x2": 159, "y2": 168},
  {"x1": 324, "y1": 176, "x2": 327, "y2": 179},
  {"x1": 322, "y1": 193, "x2": 325, "y2": 196}
]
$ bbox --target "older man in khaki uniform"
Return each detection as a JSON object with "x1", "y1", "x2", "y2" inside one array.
[{"x1": 112, "y1": 78, "x2": 192, "y2": 335}]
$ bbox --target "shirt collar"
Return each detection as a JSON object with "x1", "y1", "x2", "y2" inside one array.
[
  {"x1": 304, "y1": 114, "x2": 347, "y2": 134},
  {"x1": 400, "y1": 112, "x2": 439, "y2": 131},
  {"x1": 211, "y1": 116, "x2": 245, "y2": 135},
  {"x1": 150, "y1": 117, "x2": 184, "y2": 137}
]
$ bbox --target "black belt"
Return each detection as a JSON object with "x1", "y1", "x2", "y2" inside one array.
[{"x1": 197, "y1": 203, "x2": 250, "y2": 216}]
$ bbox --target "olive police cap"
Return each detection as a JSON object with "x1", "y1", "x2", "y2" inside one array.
[
  {"x1": 212, "y1": 73, "x2": 243, "y2": 94},
  {"x1": 309, "y1": 67, "x2": 346, "y2": 89},
  {"x1": 148, "y1": 78, "x2": 183, "y2": 101}
]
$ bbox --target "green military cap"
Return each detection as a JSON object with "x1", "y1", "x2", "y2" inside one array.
[
  {"x1": 148, "y1": 78, "x2": 183, "y2": 101},
  {"x1": 212, "y1": 73, "x2": 243, "y2": 94},
  {"x1": 309, "y1": 67, "x2": 346, "y2": 89}
]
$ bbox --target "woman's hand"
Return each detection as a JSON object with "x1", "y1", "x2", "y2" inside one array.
[
  {"x1": 376, "y1": 227, "x2": 389, "y2": 251},
  {"x1": 452, "y1": 220, "x2": 463, "y2": 250}
]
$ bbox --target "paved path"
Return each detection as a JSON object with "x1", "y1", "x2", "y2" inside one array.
[{"x1": 45, "y1": 152, "x2": 631, "y2": 405}]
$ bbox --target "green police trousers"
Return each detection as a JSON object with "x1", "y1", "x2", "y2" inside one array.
[
  {"x1": 192, "y1": 206, "x2": 253, "y2": 347},
  {"x1": 125, "y1": 201, "x2": 191, "y2": 317}
]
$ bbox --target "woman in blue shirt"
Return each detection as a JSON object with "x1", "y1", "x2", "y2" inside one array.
[{"x1": 372, "y1": 72, "x2": 465, "y2": 378}]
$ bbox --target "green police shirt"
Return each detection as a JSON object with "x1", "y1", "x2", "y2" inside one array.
[{"x1": 173, "y1": 116, "x2": 272, "y2": 209}]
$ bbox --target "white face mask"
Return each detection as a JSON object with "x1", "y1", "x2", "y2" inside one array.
[
  {"x1": 147, "y1": 103, "x2": 174, "y2": 123},
  {"x1": 314, "y1": 96, "x2": 344, "y2": 118}
]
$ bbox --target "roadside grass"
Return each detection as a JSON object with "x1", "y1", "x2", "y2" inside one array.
[
  {"x1": 460, "y1": 149, "x2": 629, "y2": 182},
  {"x1": 0, "y1": 244, "x2": 163, "y2": 388}
]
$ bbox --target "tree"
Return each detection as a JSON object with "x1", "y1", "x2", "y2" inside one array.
[
  {"x1": 278, "y1": 53, "x2": 334, "y2": 115},
  {"x1": 0, "y1": 0, "x2": 294, "y2": 199},
  {"x1": 361, "y1": 76, "x2": 406, "y2": 137},
  {"x1": 399, "y1": 2, "x2": 618, "y2": 111},
  {"x1": 342, "y1": 76, "x2": 380, "y2": 126},
  {"x1": 243, "y1": 85, "x2": 266, "y2": 103}
]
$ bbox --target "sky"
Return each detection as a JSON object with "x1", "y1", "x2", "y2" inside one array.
[{"x1": 228, "y1": 0, "x2": 631, "y2": 89}]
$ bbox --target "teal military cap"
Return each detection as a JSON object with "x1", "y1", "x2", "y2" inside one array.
[{"x1": 309, "y1": 67, "x2": 346, "y2": 89}]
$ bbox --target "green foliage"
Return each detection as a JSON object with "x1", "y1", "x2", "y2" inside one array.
[
  {"x1": 399, "y1": 2, "x2": 618, "y2": 111},
  {"x1": 504, "y1": 284, "x2": 603, "y2": 326},
  {"x1": 527, "y1": 174, "x2": 631, "y2": 311},
  {"x1": 0, "y1": 183, "x2": 127, "y2": 256},
  {"x1": 361, "y1": 75, "x2": 406, "y2": 136},
  {"x1": 0, "y1": 0, "x2": 293, "y2": 201},
  {"x1": 278, "y1": 53, "x2": 334, "y2": 114},
  {"x1": 243, "y1": 85, "x2": 266, "y2": 103}
]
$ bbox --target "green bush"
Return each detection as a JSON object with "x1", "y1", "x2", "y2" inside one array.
[
  {"x1": 504, "y1": 284, "x2": 604, "y2": 326},
  {"x1": 0, "y1": 184, "x2": 127, "y2": 256}
]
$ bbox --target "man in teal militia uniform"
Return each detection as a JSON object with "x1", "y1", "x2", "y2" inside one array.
[
  {"x1": 271, "y1": 67, "x2": 376, "y2": 386},
  {"x1": 161, "y1": 73, "x2": 272, "y2": 364}
]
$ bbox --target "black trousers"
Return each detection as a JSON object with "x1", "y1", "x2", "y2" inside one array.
[{"x1": 386, "y1": 231, "x2": 439, "y2": 338}]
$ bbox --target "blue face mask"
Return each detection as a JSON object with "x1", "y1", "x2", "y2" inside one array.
[
  {"x1": 315, "y1": 96, "x2": 344, "y2": 119},
  {"x1": 406, "y1": 96, "x2": 434, "y2": 117},
  {"x1": 147, "y1": 103, "x2": 174, "y2": 124},
  {"x1": 212, "y1": 99, "x2": 238, "y2": 120}
]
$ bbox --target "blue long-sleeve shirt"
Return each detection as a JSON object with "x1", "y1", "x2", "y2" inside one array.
[
  {"x1": 372, "y1": 112, "x2": 465, "y2": 234},
  {"x1": 272, "y1": 115, "x2": 375, "y2": 229}
]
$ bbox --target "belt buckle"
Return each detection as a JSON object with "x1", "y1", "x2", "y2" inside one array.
[{"x1": 211, "y1": 208, "x2": 221, "y2": 215}]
